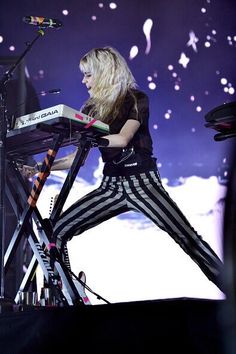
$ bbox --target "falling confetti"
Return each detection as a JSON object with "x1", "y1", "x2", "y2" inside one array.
[
  {"x1": 143, "y1": 18, "x2": 153, "y2": 55},
  {"x1": 129, "y1": 45, "x2": 139, "y2": 60},
  {"x1": 178, "y1": 52, "x2": 190, "y2": 68},
  {"x1": 187, "y1": 30, "x2": 199, "y2": 52},
  {"x1": 148, "y1": 82, "x2": 156, "y2": 90},
  {"x1": 109, "y1": 2, "x2": 117, "y2": 10},
  {"x1": 168, "y1": 65, "x2": 174, "y2": 71},
  {"x1": 196, "y1": 106, "x2": 202, "y2": 112}
]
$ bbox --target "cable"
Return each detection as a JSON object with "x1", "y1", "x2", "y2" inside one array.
[
  {"x1": 50, "y1": 246, "x2": 111, "y2": 304},
  {"x1": 68, "y1": 268, "x2": 111, "y2": 304}
]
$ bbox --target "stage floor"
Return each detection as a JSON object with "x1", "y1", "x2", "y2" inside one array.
[{"x1": 0, "y1": 297, "x2": 230, "y2": 354}]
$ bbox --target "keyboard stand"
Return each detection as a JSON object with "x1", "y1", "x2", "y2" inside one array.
[{"x1": 5, "y1": 128, "x2": 93, "y2": 306}]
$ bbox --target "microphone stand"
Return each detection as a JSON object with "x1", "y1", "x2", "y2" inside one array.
[{"x1": 0, "y1": 28, "x2": 45, "y2": 306}]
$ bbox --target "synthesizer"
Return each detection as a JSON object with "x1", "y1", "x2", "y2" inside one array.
[{"x1": 7, "y1": 104, "x2": 109, "y2": 158}]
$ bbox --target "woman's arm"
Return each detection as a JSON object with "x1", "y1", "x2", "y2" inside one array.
[
  {"x1": 38, "y1": 150, "x2": 77, "y2": 171},
  {"x1": 21, "y1": 119, "x2": 140, "y2": 177},
  {"x1": 21, "y1": 150, "x2": 77, "y2": 178},
  {"x1": 101, "y1": 119, "x2": 140, "y2": 148}
]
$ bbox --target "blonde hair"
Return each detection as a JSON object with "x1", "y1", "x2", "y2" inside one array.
[{"x1": 79, "y1": 47, "x2": 138, "y2": 123}]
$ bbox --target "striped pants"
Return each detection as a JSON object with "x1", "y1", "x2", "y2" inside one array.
[{"x1": 53, "y1": 170, "x2": 224, "y2": 292}]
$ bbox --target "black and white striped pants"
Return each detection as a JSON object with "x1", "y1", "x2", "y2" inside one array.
[{"x1": 53, "y1": 170, "x2": 224, "y2": 291}]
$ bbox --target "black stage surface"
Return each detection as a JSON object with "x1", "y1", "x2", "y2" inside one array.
[{"x1": 0, "y1": 297, "x2": 230, "y2": 354}]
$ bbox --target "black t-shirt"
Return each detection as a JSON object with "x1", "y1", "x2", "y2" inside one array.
[{"x1": 82, "y1": 89, "x2": 157, "y2": 176}]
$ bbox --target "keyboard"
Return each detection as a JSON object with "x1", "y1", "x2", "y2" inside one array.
[{"x1": 7, "y1": 104, "x2": 109, "y2": 158}]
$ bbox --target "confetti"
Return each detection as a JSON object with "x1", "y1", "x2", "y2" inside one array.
[
  {"x1": 143, "y1": 18, "x2": 153, "y2": 55},
  {"x1": 129, "y1": 45, "x2": 139, "y2": 60},
  {"x1": 186, "y1": 30, "x2": 199, "y2": 52},
  {"x1": 178, "y1": 52, "x2": 190, "y2": 68}
]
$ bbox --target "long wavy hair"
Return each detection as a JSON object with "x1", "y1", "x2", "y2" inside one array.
[{"x1": 79, "y1": 47, "x2": 138, "y2": 123}]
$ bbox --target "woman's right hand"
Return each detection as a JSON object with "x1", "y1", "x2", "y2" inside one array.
[{"x1": 20, "y1": 164, "x2": 39, "y2": 178}]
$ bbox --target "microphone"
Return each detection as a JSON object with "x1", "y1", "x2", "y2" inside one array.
[
  {"x1": 23, "y1": 16, "x2": 63, "y2": 29},
  {"x1": 11, "y1": 88, "x2": 61, "y2": 110},
  {"x1": 40, "y1": 88, "x2": 61, "y2": 95}
]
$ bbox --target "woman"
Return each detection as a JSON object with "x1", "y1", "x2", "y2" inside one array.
[{"x1": 30, "y1": 47, "x2": 225, "y2": 292}]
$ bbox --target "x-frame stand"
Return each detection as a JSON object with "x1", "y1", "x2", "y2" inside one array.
[{"x1": 5, "y1": 129, "x2": 93, "y2": 306}]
